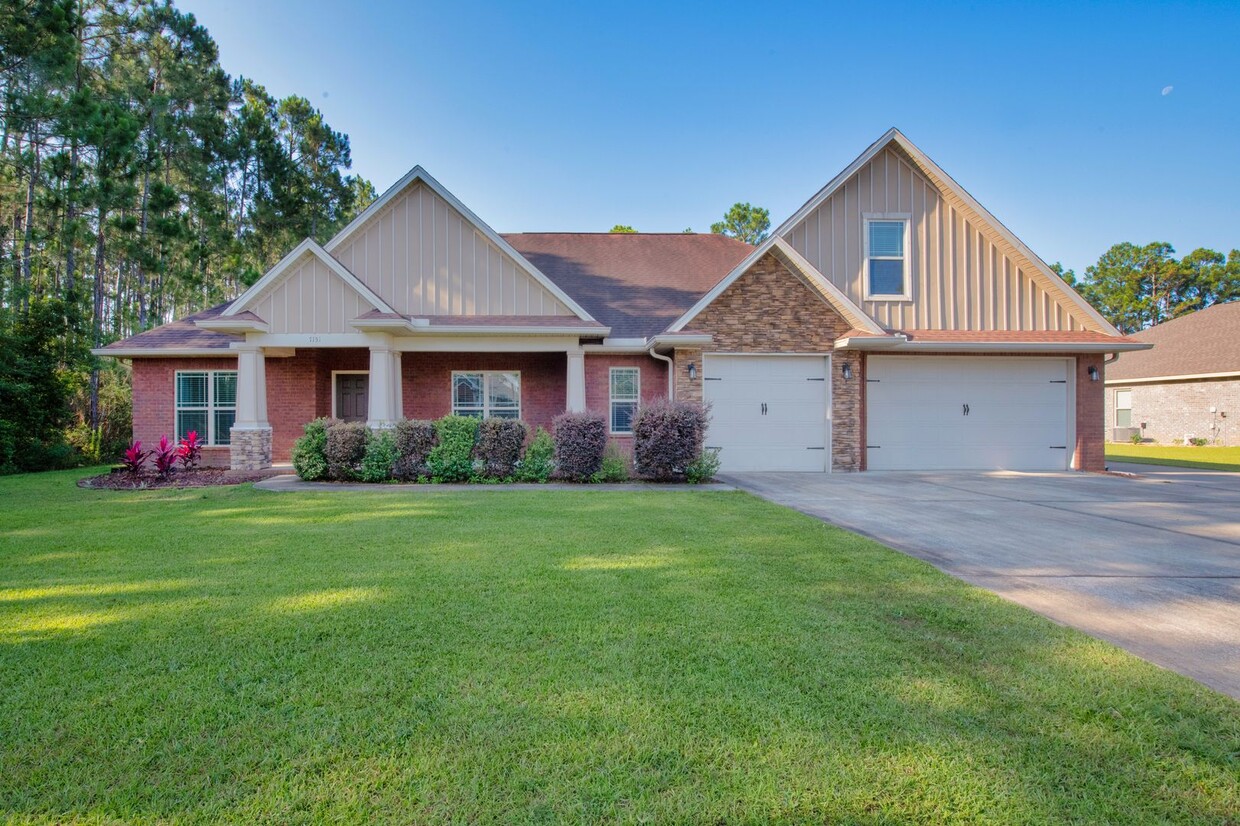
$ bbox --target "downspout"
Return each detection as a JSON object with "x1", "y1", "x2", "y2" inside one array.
[{"x1": 647, "y1": 344, "x2": 675, "y2": 400}]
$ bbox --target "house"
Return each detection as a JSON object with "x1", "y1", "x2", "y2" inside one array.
[
  {"x1": 1105, "y1": 302, "x2": 1240, "y2": 445},
  {"x1": 97, "y1": 128, "x2": 1148, "y2": 473}
]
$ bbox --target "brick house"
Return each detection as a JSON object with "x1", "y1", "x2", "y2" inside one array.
[
  {"x1": 98, "y1": 129, "x2": 1147, "y2": 472},
  {"x1": 1105, "y1": 302, "x2": 1240, "y2": 446}
]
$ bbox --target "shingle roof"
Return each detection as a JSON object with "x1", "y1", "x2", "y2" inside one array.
[
  {"x1": 101, "y1": 304, "x2": 238, "y2": 351},
  {"x1": 1106, "y1": 302, "x2": 1240, "y2": 380},
  {"x1": 502, "y1": 233, "x2": 753, "y2": 339}
]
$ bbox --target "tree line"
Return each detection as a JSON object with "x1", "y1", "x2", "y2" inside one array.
[{"x1": 1, "y1": 0, "x2": 372, "y2": 470}]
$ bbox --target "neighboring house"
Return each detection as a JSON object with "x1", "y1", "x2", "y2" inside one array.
[
  {"x1": 97, "y1": 128, "x2": 1147, "y2": 473},
  {"x1": 1105, "y1": 302, "x2": 1240, "y2": 445}
]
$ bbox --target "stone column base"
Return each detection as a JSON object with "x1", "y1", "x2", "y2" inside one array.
[{"x1": 230, "y1": 426, "x2": 272, "y2": 471}]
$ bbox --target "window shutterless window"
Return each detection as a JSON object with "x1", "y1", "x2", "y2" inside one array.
[
  {"x1": 863, "y1": 216, "x2": 910, "y2": 299},
  {"x1": 175, "y1": 370, "x2": 237, "y2": 446},
  {"x1": 609, "y1": 367, "x2": 640, "y2": 434},
  {"x1": 1114, "y1": 389, "x2": 1132, "y2": 428},
  {"x1": 452, "y1": 372, "x2": 521, "y2": 419}
]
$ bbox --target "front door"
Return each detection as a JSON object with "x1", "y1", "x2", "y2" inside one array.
[{"x1": 336, "y1": 374, "x2": 369, "y2": 422}]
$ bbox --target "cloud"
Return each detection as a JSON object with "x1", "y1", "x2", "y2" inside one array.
[{"x1": 1161, "y1": 85, "x2": 1174, "y2": 96}]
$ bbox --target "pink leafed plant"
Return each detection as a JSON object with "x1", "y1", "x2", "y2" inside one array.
[
  {"x1": 153, "y1": 435, "x2": 179, "y2": 479},
  {"x1": 178, "y1": 430, "x2": 203, "y2": 470},
  {"x1": 122, "y1": 441, "x2": 150, "y2": 476}
]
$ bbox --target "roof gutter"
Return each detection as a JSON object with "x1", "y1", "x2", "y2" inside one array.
[{"x1": 837, "y1": 338, "x2": 1152, "y2": 354}]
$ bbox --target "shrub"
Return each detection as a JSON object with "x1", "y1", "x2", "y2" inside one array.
[
  {"x1": 590, "y1": 441, "x2": 630, "y2": 483},
  {"x1": 475, "y1": 418, "x2": 529, "y2": 479},
  {"x1": 427, "y1": 415, "x2": 479, "y2": 482},
  {"x1": 553, "y1": 411, "x2": 607, "y2": 481},
  {"x1": 633, "y1": 399, "x2": 710, "y2": 480},
  {"x1": 291, "y1": 418, "x2": 332, "y2": 481},
  {"x1": 325, "y1": 421, "x2": 369, "y2": 480},
  {"x1": 360, "y1": 430, "x2": 398, "y2": 482},
  {"x1": 393, "y1": 419, "x2": 437, "y2": 481},
  {"x1": 121, "y1": 440, "x2": 149, "y2": 476},
  {"x1": 178, "y1": 430, "x2": 203, "y2": 469},
  {"x1": 1189, "y1": 436, "x2": 1209, "y2": 447},
  {"x1": 1129, "y1": 431, "x2": 1143, "y2": 445},
  {"x1": 152, "y1": 435, "x2": 179, "y2": 479},
  {"x1": 684, "y1": 447, "x2": 722, "y2": 484},
  {"x1": 514, "y1": 427, "x2": 554, "y2": 483}
]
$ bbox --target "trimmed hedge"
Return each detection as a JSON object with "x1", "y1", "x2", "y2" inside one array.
[
  {"x1": 291, "y1": 417, "x2": 332, "y2": 481},
  {"x1": 427, "y1": 415, "x2": 479, "y2": 482},
  {"x1": 393, "y1": 419, "x2": 437, "y2": 480},
  {"x1": 325, "y1": 421, "x2": 369, "y2": 481},
  {"x1": 633, "y1": 399, "x2": 709, "y2": 480},
  {"x1": 360, "y1": 430, "x2": 398, "y2": 482},
  {"x1": 475, "y1": 418, "x2": 529, "y2": 479},
  {"x1": 514, "y1": 427, "x2": 554, "y2": 483},
  {"x1": 553, "y1": 411, "x2": 607, "y2": 481}
]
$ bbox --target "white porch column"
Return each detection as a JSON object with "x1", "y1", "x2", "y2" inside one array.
[
  {"x1": 566, "y1": 348, "x2": 586, "y2": 412},
  {"x1": 367, "y1": 343, "x2": 396, "y2": 428},
  {"x1": 230, "y1": 344, "x2": 272, "y2": 470}
]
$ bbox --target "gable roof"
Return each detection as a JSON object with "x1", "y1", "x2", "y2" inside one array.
[
  {"x1": 1106, "y1": 302, "x2": 1240, "y2": 381},
  {"x1": 99, "y1": 304, "x2": 239, "y2": 355},
  {"x1": 324, "y1": 165, "x2": 597, "y2": 323},
  {"x1": 223, "y1": 237, "x2": 396, "y2": 318},
  {"x1": 503, "y1": 233, "x2": 753, "y2": 339}
]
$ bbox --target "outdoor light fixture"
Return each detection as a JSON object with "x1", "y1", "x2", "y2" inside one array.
[
  {"x1": 842, "y1": 362, "x2": 853, "y2": 380},
  {"x1": 687, "y1": 362, "x2": 697, "y2": 380},
  {"x1": 1088, "y1": 365, "x2": 1099, "y2": 381}
]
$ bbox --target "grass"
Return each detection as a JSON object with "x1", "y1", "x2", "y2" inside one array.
[
  {"x1": 0, "y1": 470, "x2": 1237, "y2": 824},
  {"x1": 1106, "y1": 442, "x2": 1240, "y2": 471}
]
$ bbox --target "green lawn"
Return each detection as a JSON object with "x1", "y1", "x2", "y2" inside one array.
[
  {"x1": 1, "y1": 471, "x2": 1237, "y2": 824},
  {"x1": 1106, "y1": 442, "x2": 1240, "y2": 471}
]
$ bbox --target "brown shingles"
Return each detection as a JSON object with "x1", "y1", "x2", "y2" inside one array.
[{"x1": 1106, "y1": 303, "x2": 1240, "y2": 380}]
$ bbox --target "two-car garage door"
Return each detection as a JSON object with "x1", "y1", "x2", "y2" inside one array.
[{"x1": 703, "y1": 354, "x2": 1073, "y2": 472}]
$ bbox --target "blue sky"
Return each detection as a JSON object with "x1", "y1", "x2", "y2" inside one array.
[{"x1": 181, "y1": 0, "x2": 1239, "y2": 276}]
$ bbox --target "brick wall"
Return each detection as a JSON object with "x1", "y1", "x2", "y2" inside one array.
[
  {"x1": 585, "y1": 353, "x2": 669, "y2": 445},
  {"x1": 131, "y1": 357, "x2": 238, "y2": 468},
  {"x1": 401, "y1": 352, "x2": 567, "y2": 432},
  {"x1": 1104, "y1": 377, "x2": 1240, "y2": 446},
  {"x1": 670, "y1": 252, "x2": 861, "y2": 470},
  {"x1": 1075, "y1": 354, "x2": 1105, "y2": 471}
]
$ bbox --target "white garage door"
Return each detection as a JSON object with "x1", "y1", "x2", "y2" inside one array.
[
  {"x1": 866, "y1": 356, "x2": 1071, "y2": 470},
  {"x1": 703, "y1": 355, "x2": 830, "y2": 472}
]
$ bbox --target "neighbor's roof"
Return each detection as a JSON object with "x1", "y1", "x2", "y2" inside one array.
[
  {"x1": 100, "y1": 304, "x2": 238, "y2": 352},
  {"x1": 1107, "y1": 302, "x2": 1240, "y2": 381},
  {"x1": 502, "y1": 233, "x2": 754, "y2": 339}
]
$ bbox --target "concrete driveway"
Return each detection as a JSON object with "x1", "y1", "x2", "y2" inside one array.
[{"x1": 726, "y1": 467, "x2": 1240, "y2": 699}]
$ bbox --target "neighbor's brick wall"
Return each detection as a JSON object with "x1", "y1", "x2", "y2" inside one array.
[
  {"x1": 131, "y1": 357, "x2": 237, "y2": 468},
  {"x1": 670, "y1": 252, "x2": 860, "y2": 470},
  {"x1": 1104, "y1": 378, "x2": 1240, "y2": 446},
  {"x1": 401, "y1": 352, "x2": 567, "y2": 432}
]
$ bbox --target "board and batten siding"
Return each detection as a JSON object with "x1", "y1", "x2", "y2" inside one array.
[
  {"x1": 251, "y1": 253, "x2": 372, "y2": 335},
  {"x1": 782, "y1": 146, "x2": 1093, "y2": 332},
  {"x1": 330, "y1": 182, "x2": 573, "y2": 317}
]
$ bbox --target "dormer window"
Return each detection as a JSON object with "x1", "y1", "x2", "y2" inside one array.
[{"x1": 864, "y1": 215, "x2": 911, "y2": 299}]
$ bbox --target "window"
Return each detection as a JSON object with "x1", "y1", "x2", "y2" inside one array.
[
  {"x1": 175, "y1": 370, "x2": 237, "y2": 446},
  {"x1": 452, "y1": 372, "x2": 520, "y2": 419},
  {"x1": 864, "y1": 216, "x2": 910, "y2": 298},
  {"x1": 609, "y1": 367, "x2": 640, "y2": 434},
  {"x1": 1115, "y1": 389, "x2": 1132, "y2": 428}
]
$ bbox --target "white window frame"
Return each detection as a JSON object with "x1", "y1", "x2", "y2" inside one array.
[
  {"x1": 174, "y1": 370, "x2": 237, "y2": 446},
  {"x1": 1114, "y1": 388, "x2": 1133, "y2": 428},
  {"x1": 451, "y1": 371, "x2": 521, "y2": 419},
  {"x1": 862, "y1": 213, "x2": 913, "y2": 301},
  {"x1": 609, "y1": 366, "x2": 641, "y2": 435}
]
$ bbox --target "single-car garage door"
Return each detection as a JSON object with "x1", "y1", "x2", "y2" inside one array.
[
  {"x1": 866, "y1": 356, "x2": 1071, "y2": 470},
  {"x1": 703, "y1": 355, "x2": 830, "y2": 472}
]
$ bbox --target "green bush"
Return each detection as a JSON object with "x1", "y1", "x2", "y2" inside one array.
[
  {"x1": 514, "y1": 427, "x2": 554, "y2": 483},
  {"x1": 684, "y1": 447, "x2": 722, "y2": 484},
  {"x1": 590, "y1": 442, "x2": 630, "y2": 483},
  {"x1": 1129, "y1": 431, "x2": 1144, "y2": 445},
  {"x1": 360, "y1": 430, "x2": 397, "y2": 482},
  {"x1": 427, "y1": 415, "x2": 479, "y2": 482},
  {"x1": 325, "y1": 421, "x2": 369, "y2": 481},
  {"x1": 291, "y1": 418, "x2": 332, "y2": 481},
  {"x1": 393, "y1": 419, "x2": 437, "y2": 480},
  {"x1": 1189, "y1": 437, "x2": 1209, "y2": 447}
]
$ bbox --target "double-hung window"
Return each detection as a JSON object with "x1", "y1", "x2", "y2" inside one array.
[
  {"x1": 1114, "y1": 389, "x2": 1133, "y2": 428},
  {"x1": 864, "y1": 215, "x2": 910, "y2": 299},
  {"x1": 452, "y1": 372, "x2": 521, "y2": 419},
  {"x1": 175, "y1": 370, "x2": 237, "y2": 445},
  {"x1": 609, "y1": 367, "x2": 640, "y2": 434}
]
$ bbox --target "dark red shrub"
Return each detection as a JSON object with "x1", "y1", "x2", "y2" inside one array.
[
  {"x1": 122, "y1": 440, "x2": 149, "y2": 476},
  {"x1": 325, "y1": 421, "x2": 369, "y2": 481},
  {"x1": 475, "y1": 418, "x2": 528, "y2": 478},
  {"x1": 392, "y1": 419, "x2": 438, "y2": 481},
  {"x1": 632, "y1": 399, "x2": 710, "y2": 480},
  {"x1": 177, "y1": 430, "x2": 202, "y2": 470},
  {"x1": 552, "y1": 410, "x2": 607, "y2": 481},
  {"x1": 153, "y1": 434, "x2": 179, "y2": 478}
]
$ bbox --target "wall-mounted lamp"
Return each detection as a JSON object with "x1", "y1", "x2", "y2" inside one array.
[
  {"x1": 1088, "y1": 365, "x2": 1099, "y2": 382},
  {"x1": 841, "y1": 362, "x2": 853, "y2": 380},
  {"x1": 687, "y1": 362, "x2": 698, "y2": 380}
]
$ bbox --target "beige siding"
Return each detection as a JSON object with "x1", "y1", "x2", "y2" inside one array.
[
  {"x1": 783, "y1": 146, "x2": 1092, "y2": 332},
  {"x1": 330, "y1": 181, "x2": 572, "y2": 317},
  {"x1": 251, "y1": 253, "x2": 369, "y2": 334}
]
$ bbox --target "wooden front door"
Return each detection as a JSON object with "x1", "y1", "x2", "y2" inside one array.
[{"x1": 336, "y1": 374, "x2": 369, "y2": 422}]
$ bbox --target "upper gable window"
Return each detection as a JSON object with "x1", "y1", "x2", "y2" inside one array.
[{"x1": 864, "y1": 216, "x2": 911, "y2": 299}]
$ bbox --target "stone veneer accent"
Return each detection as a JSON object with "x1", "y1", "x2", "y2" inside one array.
[
  {"x1": 672, "y1": 252, "x2": 862, "y2": 471},
  {"x1": 230, "y1": 426, "x2": 272, "y2": 470}
]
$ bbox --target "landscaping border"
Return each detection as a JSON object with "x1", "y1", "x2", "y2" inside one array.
[{"x1": 256, "y1": 475, "x2": 735, "y2": 493}]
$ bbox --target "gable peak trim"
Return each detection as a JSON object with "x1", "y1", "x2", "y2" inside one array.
[{"x1": 223, "y1": 237, "x2": 396, "y2": 318}]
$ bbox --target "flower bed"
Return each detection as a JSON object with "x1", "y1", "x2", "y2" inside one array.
[{"x1": 79, "y1": 466, "x2": 281, "y2": 490}]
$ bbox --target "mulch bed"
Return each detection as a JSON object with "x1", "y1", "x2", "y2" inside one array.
[{"x1": 79, "y1": 467, "x2": 283, "y2": 490}]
